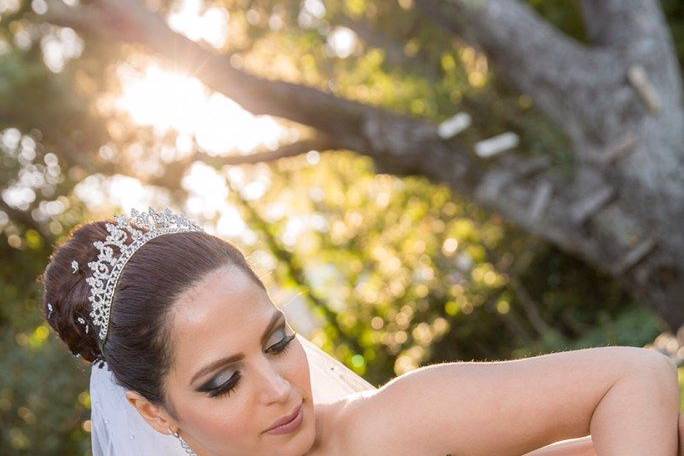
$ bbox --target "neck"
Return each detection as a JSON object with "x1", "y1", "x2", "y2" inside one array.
[
  {"x1": 303, "y1": 401, "x2": 344, "y2": 456},
  {"x1": 305, "y1": 404, "x2": 324, "y2": 456}
]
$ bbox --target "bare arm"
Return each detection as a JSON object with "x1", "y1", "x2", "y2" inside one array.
[
  {"x1": 527, "y1": 411, "x2": 684, "y2": 455},
  {"x1": 341, "y1": 346, "x2": 680, "y2": 455},
  {"x1": 525, "y1": 435, "x2": 596, "y2": 456}
]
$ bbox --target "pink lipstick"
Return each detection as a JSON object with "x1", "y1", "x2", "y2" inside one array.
[{"x1": 264, "y1": 402, "x2": 304, "y2": 435}]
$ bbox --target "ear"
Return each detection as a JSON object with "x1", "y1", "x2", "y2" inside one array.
[{"x1": 125, "y1": 390, "x2": 177, "y2": 436}]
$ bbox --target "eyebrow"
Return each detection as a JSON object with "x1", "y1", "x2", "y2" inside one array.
[{"x1": 190, "y1": 309, "x2": 285, "y2": 386}]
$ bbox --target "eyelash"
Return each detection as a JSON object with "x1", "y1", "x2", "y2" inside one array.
[{"x1": 209, "y1": 330, "x2": 296, "y2": 399}]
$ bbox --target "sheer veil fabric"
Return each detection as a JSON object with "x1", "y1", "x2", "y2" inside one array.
[{"x1": 90, "y1": 333, "x2": 377, "y2": 455}]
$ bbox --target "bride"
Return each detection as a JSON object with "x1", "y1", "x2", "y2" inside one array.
[{"x1": 40, "y1": 207, "x2": 682, "y2": 455}]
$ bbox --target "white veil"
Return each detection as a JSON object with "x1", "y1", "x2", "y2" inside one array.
[{"x1": 89, "y1": 333, "x2": 377, "y2": 455}]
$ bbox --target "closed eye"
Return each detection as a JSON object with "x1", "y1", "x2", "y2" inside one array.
[
  {"x1": 202, "y1": 325, "x2": 297, "y2": 398},
  {"x1": 266, "y1": 326, "x2": 296, "y2": 354}
]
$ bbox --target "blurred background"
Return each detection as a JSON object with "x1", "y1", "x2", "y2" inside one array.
[{"x1": 1, "y1": 0, "x2": 683, "y2": 454}]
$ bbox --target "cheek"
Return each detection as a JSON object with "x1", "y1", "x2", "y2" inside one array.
[
  {"x1": 182, "y1": 395, "x2": 253, "y2": 444},
  {"x1": 288, "y1": 341, "x2": 312, "y2": 398}
]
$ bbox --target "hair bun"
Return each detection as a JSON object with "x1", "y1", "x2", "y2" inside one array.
[
  {"x1": 41, "y1": 212, "x2": 266, "y2": 406},
  {"x1": 40, "y1": 220, "x2": 114, "y2": 363}
]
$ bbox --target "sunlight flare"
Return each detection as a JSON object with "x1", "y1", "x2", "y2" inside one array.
[{"x1": 114, "y1": 63, "x2": 284, "y2": 155}]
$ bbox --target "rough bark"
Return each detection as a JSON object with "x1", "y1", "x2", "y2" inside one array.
[
  {"x1": 39, "y1": 0, "x2": 684, "y2": 330},
  {"x1": 415, "y1": 0, "x2": 684, "y2": 331}
]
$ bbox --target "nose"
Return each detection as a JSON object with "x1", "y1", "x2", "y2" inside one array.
[{"x1": 257, "y1": 359, "x2": 291, "y2": 404}]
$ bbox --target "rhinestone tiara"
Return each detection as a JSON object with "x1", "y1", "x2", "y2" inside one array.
[{"x1": 85, "y1": 207, "x2": 204, "y2": 345}]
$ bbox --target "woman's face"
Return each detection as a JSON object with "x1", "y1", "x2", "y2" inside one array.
[{"x1": 164, "y1": 264, "x2": 315, "y2": 455}]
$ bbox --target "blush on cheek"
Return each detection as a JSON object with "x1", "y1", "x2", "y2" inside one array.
[{"x1": 184, "y1": 399, "x2": 255, "y2": 450}]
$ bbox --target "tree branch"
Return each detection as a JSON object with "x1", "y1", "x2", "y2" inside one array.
[
  {"x1": 216, "y1": 135, "x2": 339, "y2": 165},
  {"x1": 414, "y1": 0, "x2": 624, "y2": 143},
  {"x1": 37, "y1": 0, "x2": 677, "y2": 328},
  {"x1": 145, "y1": 136, "x2": 340, "y2": 189},
  {"x1": 580, "y1": 0, "x2": 683, "y2": 116},
  {"x1": 37, "y1": 0, "x2": 625, "y2": 269},
  {"x1": 41, "y1": 0, "x2": 368, "y2": 150},
  {"x1": 580, "y1": 0, "x2": 671, "y2": 52}
]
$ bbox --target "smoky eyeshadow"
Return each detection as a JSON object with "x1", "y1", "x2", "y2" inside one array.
[
  {"x1": 194, "y1": 321, "x2": 287, "y2": 393},
  {"x1": 197, "y1": 369, "x2": 237, "y2": 393}
]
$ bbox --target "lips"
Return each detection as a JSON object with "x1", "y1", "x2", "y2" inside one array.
[{"x1": 264, "y1": 401, "x2": 303, "y2": 433}]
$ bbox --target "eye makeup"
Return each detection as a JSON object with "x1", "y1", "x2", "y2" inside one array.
[
  {"x1": 196, "y1": 324, "x2": 297, "y2": 399},
  {"x1": 190, "y1": 310, "x2": 286, "y2": 387}
]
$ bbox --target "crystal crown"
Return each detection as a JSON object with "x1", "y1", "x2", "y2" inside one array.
[{"x1": 85, "y1": 207, "x2": 203, "y2": 344}]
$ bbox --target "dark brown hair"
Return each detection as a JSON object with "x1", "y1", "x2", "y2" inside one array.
[{"x1": 40, "y1": 218, "x2": 266, "y2": 414}]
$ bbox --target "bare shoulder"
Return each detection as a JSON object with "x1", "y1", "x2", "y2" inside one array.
[
  {"x1": 334, "y1": 372, "x2": 467, "y2": 456},
  {"x1": 333, "y1": 346, "x2": 671, "y2": 456},
  {"x1": 311, "y1": 391, "x2": 377, "y2": 456}
]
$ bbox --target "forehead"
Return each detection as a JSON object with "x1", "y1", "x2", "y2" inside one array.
[{"x1": 170, "y1": 265, "x2": 274, "y2": 364}]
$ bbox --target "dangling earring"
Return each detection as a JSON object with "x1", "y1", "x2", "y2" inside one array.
[{"x1": 171, "y1": 428, "x2": 198, "y2": 456}]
